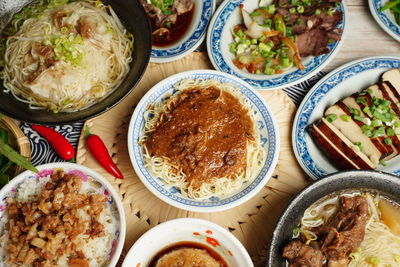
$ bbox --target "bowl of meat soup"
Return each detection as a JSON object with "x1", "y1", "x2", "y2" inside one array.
[
  {"x1": 268, "y1": 170, "x2": 400, "y2": 267},
  {"x1": 0, "y1": 162, "x2": 125, "y2": 267},
  {"x1": 122, "y1": 218, "x2": 253, "y2": 267},
  {"x1": 140, "y1": 0, "x2": 216, "y2": 63},
  {"x1": 0, "y1": 0, "x2": 151, "y2": 125}
]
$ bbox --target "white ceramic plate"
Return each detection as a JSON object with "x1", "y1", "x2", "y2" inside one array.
[
  {"x1": 122, "y1": 218, "x2": 253, "y2": 267},
  {"x1": 150, "y1": 0, "x2": 216, "y2": 63},
  {"x1": 293, "y1": 56, "x2": 400, "y2": 180},
  {"x1": 0, "y1": 163, "x2": 126, "y2": 267},
  {"x1": 127, "y1": 70, "x2": 280, "y2": 212},
  {"x1": 207, "y1": 0, "x2": 347, "y2": 90},
  {"x1": 369, "y1": 0, "x2": 400, "y2": 42}
]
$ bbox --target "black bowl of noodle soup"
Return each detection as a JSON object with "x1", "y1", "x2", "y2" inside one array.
[
  {"x1": 0, "y1": 0, "x2": 151, "y2": 124},
  {"x1": 268, "y1": 170, "x2": 400, "y2": 267}
]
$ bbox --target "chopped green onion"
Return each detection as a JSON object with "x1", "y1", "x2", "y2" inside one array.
[
  {"x1": 250, "y1": 11, "x2": 262, "y2": 17},
  {"x1": 384, "y1": 137, "x2": 393, "y2": 145},
  {"x1": 356, "y1": 96, "x2": 368, "y2": 105},
  {"x1": 354, "y1": 142, "x2": 363, "y2": 152},
  {"x1": 165, "y1": 21, "x2": 172, "y2": 28},
  {"x1": 297, "y1": 5, "x2": 305, "y2": 13},
  {"x1": 326, "y1": 114, "x2": 338, "y2": 123},
  {"x1": 296, "y1": 19, "x2": 303, "y2": 25},
  {"x1": 289, "y1": 7, "x2": 296, "y2": 13},
  {"x1": 380, "y1": 159, "x2": 387, "y2": 166},
  {"x1": 387, "y1": 128, "x2": 395, "y2": 136},
  {"x1": 341, "y1": 115, "x2": 350, "y2": 122},
  {"x1": 264, "y1": 67, "x2": 275, "y2": 75},
  {"x1": 281, "y1": 57, "x2": 290, "y2": 67},
  {"x1": 353, "y1": 115, "x2": 365, "y2": 122},
  {"x1": 315, "y1": 9, "x2": 321, "y2": 15},
  {"x1": 238, "y1": 55, "x2": 250, "y2": 64},
  {"x1": 292, "y1": 227, "x2": 300, "y2": 238}
]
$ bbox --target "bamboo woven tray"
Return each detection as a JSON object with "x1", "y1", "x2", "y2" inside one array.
[{"x1": 76, "y1": 52, "x2": 310, "y2": 266}]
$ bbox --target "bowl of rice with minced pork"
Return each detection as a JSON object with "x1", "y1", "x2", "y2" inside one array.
[{"x1": 0, "y1": 162, "x2": 125, "y2": 267}]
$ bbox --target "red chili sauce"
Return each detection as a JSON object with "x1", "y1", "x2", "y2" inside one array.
[{"x1": 148, "y1": 241, "x2": 228, "y2": 267}]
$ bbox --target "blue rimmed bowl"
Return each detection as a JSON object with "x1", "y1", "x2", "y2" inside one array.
[
  {"x1": 292, "y1": 56, "x2": 400, "y2": 180},
  {"x1": 206, "y1": 0, "x2": 347, "y2": 90},
  {"x1": 127, "y1": 70, "x2": 280, "y2": 212},
  {"x1": 0, "y1": 162, "x2": 126, "y2": 267},
  {"x1": 369, "y1": 0, "x2": 400, "y2": 42},
  {"x1": 150, "y1": 0, "x2": 215, "y2": 63}
]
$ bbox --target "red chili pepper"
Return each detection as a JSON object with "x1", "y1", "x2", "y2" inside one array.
[
  {"x1": 85, "y1": 126, "x2": 124, "y2": 179},
  {"x1": 31, "y1": 125, "x2": 75, "y2": 161}
]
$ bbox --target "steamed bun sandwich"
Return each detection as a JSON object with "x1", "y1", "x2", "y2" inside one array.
[
  {"x1": 309, "y1": 69, "x2": 400, "y2": 170},
  {"x1": 0, "y1": 0, "x2": 133, "y2": 113}
]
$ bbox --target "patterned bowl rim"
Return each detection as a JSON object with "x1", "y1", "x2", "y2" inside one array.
[
  {"x1": 121, "y1": 218, "x2": 253, "y2": 266},
  {"x1": 127, "y1": 69, "x2": 280, "y2": 212},
  {"x1": 292, "y1": 56, "x2": 400, "y2": 180},
  {"x1": 0, "y1": 162, "x2": 126, "y2": 267},
  {"x1": 369, "y1": 0, "x2": 400, "y2": 42},
  {"x1": 206, "y1": 0, "x2": 348, "y2": 90},
  {"x1": 150, "y1": 0, "x2": 216, "y2": 63}
]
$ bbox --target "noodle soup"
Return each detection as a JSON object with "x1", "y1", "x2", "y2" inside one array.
[
  {"x1": 282, "y1": 190, "x2": 400, "y2": 267},
  {"x1": 0, "y1": 0, "x2": 133, "y2": 113}
]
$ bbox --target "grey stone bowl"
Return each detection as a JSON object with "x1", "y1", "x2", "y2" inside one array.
[{"x1": 267, "y1": 170, "x2": 400, "y2": 267}]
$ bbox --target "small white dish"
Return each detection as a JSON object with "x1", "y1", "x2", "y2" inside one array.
[
  {"x1": 127, "y1": 69, "x2": 280, "y2": 212},
  {"x1": 369, "y1": 0, "x2": 400, "y2": 42},
  {"x1": 0, "y1": 162, "x2": 126, "y2": 267},
  {"x1": 292, "y1": 56, "x2": 400, "y2": 180},
  {"x1": 207, "y1": 0, "x2": 347, "y2": 90},
  {"x1": 122, "y1": 218, "x2": 253, "y2": 267},
  {"x1": 150, "y1": 0, "x2": 216, "y2": 63}
]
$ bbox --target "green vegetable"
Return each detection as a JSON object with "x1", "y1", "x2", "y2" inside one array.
[
  {"x1": 297, "y1": 5, "x2": 305, "y2": 13},
  {"x1": 354, "y1": 142, "x2": 363, "y2": 152},
  {"x1": 238, "y1": 55, "x2": 250, "y2": 64},
  {"x1": 326, "y1": 114, "x2": 338, "y2": 123},
  {"x1": 289, "y1": 7, "x2": 296, "y2": 13},
  {"x1": 315, "y1": 9, "x2": 321, "y2": 15},
  {"x1": 264, "y1": 67, "x2": 275, "y2": 75},
  {"x1": 387, "y1": 127, "x2": 395, "y2": 136},
  {"x1": 281, "y1": 57, "x2": 290, "y2": 67},
  {"x1": 0, "y1": 138, "x2": 38, "y2": 173},
  {"x1": 384, "y1": 137, "x2": 393, "y2": 145},
  {"x1": 165, "y1": 21, "x2": 171, "y2": 28},
  {"x1": 45, "y1": 33, "x2": 85, "y2": 66},
  {"x1": 250, "y1": 11, "x2": 262, "y2": 17},
  {"x1": 380, "y1": 159, "x2": 387, "y2": 166},
  {"x1": 258, "y1": 42, "x2": 271, "y2": 53},
  {"x1": 292, "y1": 227, "x2": 300, "y2": 238},
  {"x1": 341, "y1": 115, "x2": 350, "y2": 122},
  {"x1": 150, "y1": 0, "x2": 174, "y2": 15}
]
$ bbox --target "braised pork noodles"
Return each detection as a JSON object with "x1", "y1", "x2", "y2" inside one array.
[
  {"x1": 1, "y1": 0, "x2": 133, "y2": 113},
  {"x1": 140, "y1": 78, "x2": 266, "y2": 200}
]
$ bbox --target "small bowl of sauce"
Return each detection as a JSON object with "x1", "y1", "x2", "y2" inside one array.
[{"x1": 122, "y1": 218, "x2": 253, "y2": 267}]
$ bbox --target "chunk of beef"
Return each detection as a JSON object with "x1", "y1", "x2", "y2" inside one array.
[
  {"x1": 172, "y1": 0, "x2": 194, "y2": 15},
  {"x1": 296, "y1": 28, "x2": 331, "y2": 57},
  {"x1": 283, "y1": 240, "x2": 325, "y2": 267},
  {"x1": 318, "y1": 196, "x2": 368, "y2": 263}
]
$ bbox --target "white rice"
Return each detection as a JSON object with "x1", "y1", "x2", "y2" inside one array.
[{"x1": 0, "y1": 176, "x2": 116, "y2": 267}]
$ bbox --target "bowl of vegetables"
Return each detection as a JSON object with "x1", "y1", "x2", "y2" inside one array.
[{"x1": 0, "y1": 114, "x2": 33, "y2": 185}]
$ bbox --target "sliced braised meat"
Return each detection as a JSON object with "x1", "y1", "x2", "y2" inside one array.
[
  {"x1": 296, "y1": 28, "x2": 331, "y2": 57},
  {"x1": 172, "y1": 0, "x2": 194, "y2": 15},
  {"x1": 53, "y1": 11, "x2": 66, "y2": 29},
  {"x1": 283, "y1": 240, "x2": 325, "y2": 267},
  {"x1": 276, "y1": 0, "x2": 343, "y2": 57},
  {"x1": 318, "y1": 196, "x2": 368, "y2": 262}
]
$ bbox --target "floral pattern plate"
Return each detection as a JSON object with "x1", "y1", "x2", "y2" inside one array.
[
  {"x1": 127, "y1": 70, "x2": 280, "y2": 212},
  {"x1": 369, "y1": 0, "x2": 400, "y2": 42},
  {"x1": 207, "y1": 0, "x2": 347, "y2": 90},
  {"x1": 0, "y1": 163, "x2": 126, "y2": 267},
  {"x1": 293, "y1": 56, "x2": 400, "y2": 180},
  {"x1": 122, "y1": 218, "x2": 253, "y2": 267}
]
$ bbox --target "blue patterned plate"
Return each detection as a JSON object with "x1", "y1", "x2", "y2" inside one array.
[
  {"x1": 207, "y1": 0, "x2": 347, "y2": 90},
  {"x1": 293, "y1": 56, "x2": 400, "y2": 180},
  {"x1": 150, "y1": 0, "x2": 215, "y2": 63},
  {"x1": 369, "y1": 0, "x2": 400, "y2": 42},
  {"x1": 127, "y1": 70, "x2": 280, "y2": 212}
]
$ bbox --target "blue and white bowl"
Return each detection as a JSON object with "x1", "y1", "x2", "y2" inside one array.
[
  {"x1": 207, "y1": 0, "x2": 347, "y2": 90},
  {"x1": 150, "y1": 0, "x2": 215, "y2": 63},
  {"x1": 127, "y1": 70, "x2": 280, "y2": 212},
  {"x1": 369, "y1": 0, "x2": 400, "y2": 42},
  {"x1": 293, "y1": 56, "x2": 400, "y2": 180}
]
